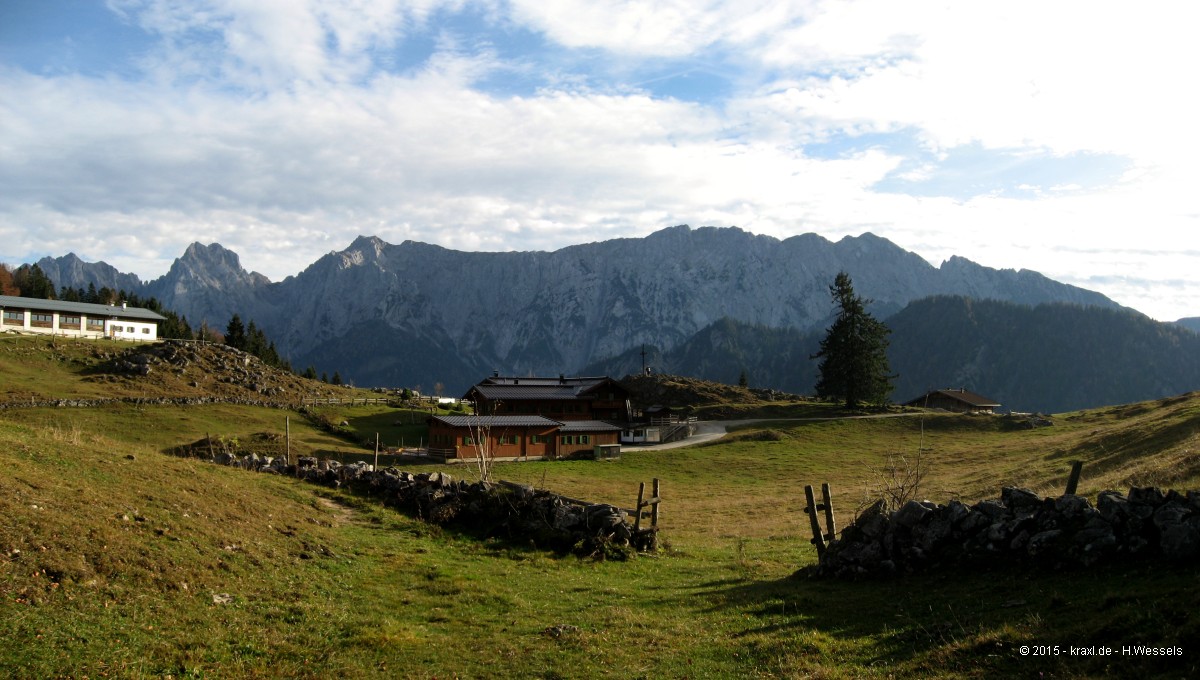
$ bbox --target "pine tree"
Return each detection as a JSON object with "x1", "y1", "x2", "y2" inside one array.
[
  {"x1": 812, "y1": 272, "x2": 895, "y2": 408},
  {"x1": 13, "y1": 264, "x2": 56, "y2": 299},
  {"x1": 224, "y1": 314, "x2": 247, "y2": 350}
]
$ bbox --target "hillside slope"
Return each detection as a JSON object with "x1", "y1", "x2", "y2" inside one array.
[
  {"x1": 2, "y1": 335, "x2": 1199, "y2": 677},
  {"x1": 0, "y1": 336, "x2": 353, "y2": 406}
]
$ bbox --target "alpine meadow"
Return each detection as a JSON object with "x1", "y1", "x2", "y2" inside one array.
[{"x1": 1, "y1": 334, "x2": 1198, "y2": 678}]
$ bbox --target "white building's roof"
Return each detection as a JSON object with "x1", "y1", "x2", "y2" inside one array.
[{"x1": 0, "y1": 295, "x2": 167, "y2": 322}]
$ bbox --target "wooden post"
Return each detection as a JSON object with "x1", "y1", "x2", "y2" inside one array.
[
  {"x1": 804, "y1": 485, "x2": 826, "y2": 556},
  {"x1": 651, "y1": 478, "x2": 661, "y2": 529},
  {"x1": 820, "y1": 482, "x2": 836, "y2": 541},
  {"x1": 634, "y1": 481, "x2": 646, "y2": 532},
  {"x1": 207, "y1": 431, "x2": 215, "y2": 461},
  {"x1": 285, "y1": 417, "x2": 291, "y2": 467},
  {"x1": 374, "y1": 432, "x2": 380, "y2": 470},
  {"x1": 1065, "y1": 460, "x2": 1084, "y2": 495}
]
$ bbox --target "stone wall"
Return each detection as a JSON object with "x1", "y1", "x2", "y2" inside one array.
[
  {"x1": 202, "y1": 449, "x2": 657, "y2": 559},
  {"x1": 815, "y1": 486, "x2": 1200, "y2": 578}
]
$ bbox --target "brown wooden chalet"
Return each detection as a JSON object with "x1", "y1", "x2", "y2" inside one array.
[
  {"x1": 463, "y1": 374, "x2": 631, "y2": 421},
  {"x1": 425, "y1": 375, "x2": 631, "y2": 462},
  {"x1": 427, "y1": 415, "x2": 621, "y2": 462},
  {"x1": 904, "y1": 388, "x2": 1001, "y2": 413}
]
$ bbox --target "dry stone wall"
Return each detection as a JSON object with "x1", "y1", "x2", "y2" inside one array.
[
  {"x1": 203, "y1": 449, "x2": 657, "y2": 558},
  {"x1": 816, "y1": 486, "x2": 1200, "y2": 578}
]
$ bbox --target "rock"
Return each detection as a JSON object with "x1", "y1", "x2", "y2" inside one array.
[
  {"x1": 1026, "y1": 529, "x2": 1063, "y2": 557},
  {"x1": 893, "y1": 500, "x2": 932, "y2": 529},
  {"x1": 1073, "y1": 517, "x2": 1118, "y2": 565},
  {"x1": 856, "y1": 500, "x2": 890, "y2": 539},
  {"x1": 1128, "y1": 486, "x2": 1166, "y2": 509},
  {"x1": 1054, "y1": 494, "x2": 1093, "y2": 520},
  {"x1": 1097, "y1": 490, "x2": 1129, "y2": 523},
  {"x1": 1159, "y1": 524, "x2": 1199, "y2": 560},
  {"x1": 973, "y1": 499, "x2": 1008, "y2": 521},
  {"x1": 1001, "y1": 487, "x2": 1042, "y2": 515}
]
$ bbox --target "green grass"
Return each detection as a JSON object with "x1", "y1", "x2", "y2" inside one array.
[{"x1": 2, "y1": 339, "x2": 1199, "y2": 677}]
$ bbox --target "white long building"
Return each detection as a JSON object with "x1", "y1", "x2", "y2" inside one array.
[{"x1": 0, "y1": 295, "x2": 167, "y2": 341}]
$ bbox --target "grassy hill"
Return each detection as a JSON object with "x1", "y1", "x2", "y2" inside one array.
[{"x1": 2, "y1": 335, "x2": 1198, "y2": 678}]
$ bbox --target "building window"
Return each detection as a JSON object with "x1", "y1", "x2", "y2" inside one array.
[
  {"x1": 61, "y1": 315, "x2": 81, "y2": 328},
  {"x1": 462, "y1": 435, "x2": 475, "y2": 446},
  {"x1": 86, "y1": 319, "x2": 104, "y2": 330},
  {"x1": 112, "y1": 325, "x2": 124, "y2": 333},
  {"x1": 3, "y1": 310, "x2": 23, "y2": 325},
  {"x1": 580, "y1": 435, "x2": 590, "y2": 444},
  {"x1": 142, "y1": 328, "x2": 151, "y2": 334}
]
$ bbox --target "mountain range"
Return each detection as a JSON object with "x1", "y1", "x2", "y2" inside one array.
[{"x1": 33, "y1": 225, "x2": 1200, "y2": 411}]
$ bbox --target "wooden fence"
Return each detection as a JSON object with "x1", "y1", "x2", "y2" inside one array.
[{"x1": 301, "y1": 397, "x2": 393, "y2": 406}]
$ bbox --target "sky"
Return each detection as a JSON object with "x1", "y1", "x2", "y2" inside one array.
[{"x1": 1, "y1": 1, "x2": 1197, "y2": 321}]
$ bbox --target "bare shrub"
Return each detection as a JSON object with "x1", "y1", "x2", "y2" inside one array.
[{"x1": 867, "y1": 448, "x2": 929, "y2": 512}]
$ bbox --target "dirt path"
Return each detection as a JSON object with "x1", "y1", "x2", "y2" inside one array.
[
  {"x1": 314, "y1": 495, "x2": 355, "y2": 526},
  {"x1": 632, "y1": 413, "x2": 920, "y2": 451}
]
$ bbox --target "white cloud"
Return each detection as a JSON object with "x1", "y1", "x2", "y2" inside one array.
[{"x1": 1, "y1": 0, "x2": 1198, "y2": 321}]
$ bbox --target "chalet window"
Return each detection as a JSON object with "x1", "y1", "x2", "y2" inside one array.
[
  {"x1": 61, "y1": 315, "x2": 81, "y2": 327},
  {"x1": 580, "y1": 435, "x2": 590, "y2": 444},
  {"x1": 3, "y1": 310, "x2": 23, "y2": 324},
  {"x1": 87, "y1": 319, "x2": 104, "y2": 329},
  {"x1": 530, "y1": 435, "x2": 542, "y2": 444},
  {"x1": 112, "y1": 325, "x2": 124, "y2": 333},
  {"x1": 462, "y1": 436, "x2": 475, "y2": 445},
  {"x1": 142, "y1": 328, "x2": 151, "y2": 334},
  {"x1": 499, "y1": 435, "x2": 519, "y2": 445},
  {"x1": 32, "y1": 313, "x2": 52, "y2": 322}
]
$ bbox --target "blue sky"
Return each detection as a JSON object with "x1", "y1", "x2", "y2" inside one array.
[{"x1": 1, "y1": 0, "x2": 1198, "y2": 321}]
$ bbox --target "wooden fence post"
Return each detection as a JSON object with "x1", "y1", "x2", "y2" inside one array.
[
  {"x1": 634, "y1": 482, "x2": 646, "y2": 532},
  {"x1": 374, "y1": 432, "x2": 380, "y2": 470},
  {"x1": 1065, "y1": 460, "x2": 1084, "y2": 495},
  {"x1": 651, "y1": 478, "x2": 660, "y2": 529},
  {"x1": 804, "y1": 485, "x2": 826, "y2": 556},
  {"x1": 820, "y1": 482, "x2": 836, "y2": 541}
]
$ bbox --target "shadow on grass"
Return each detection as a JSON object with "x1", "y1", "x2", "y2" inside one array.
[{"x1": 679, "y1": 562, "x2": 1200, "y2": 678}]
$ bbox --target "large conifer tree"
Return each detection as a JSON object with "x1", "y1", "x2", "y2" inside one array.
[
  {"x1": 812, "y1": 272, "x2": 895, "y2": 408},
  {"x1": 224, "y1": 314, "x2": 247, "y2": 350}
]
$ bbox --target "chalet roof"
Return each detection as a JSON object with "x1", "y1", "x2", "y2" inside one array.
[
  {"x1": 905, "y1": 388, "x2": 1001, "y2": 408},
  {"x1": 0, "y1": 295, "x2": 167, "y2": 322},
  {"x1": 430, "y1": 415, "x2": 621, "y2": 433},
  {"x1": 557, "y1": 420, "x2": 623, "y2": 433},
  {"x1": 431, "y1": 415, "x2": 559, "y2": 428},
  {"x1": 465, "y1": 375, "x2": 625, "y2": 401}
]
